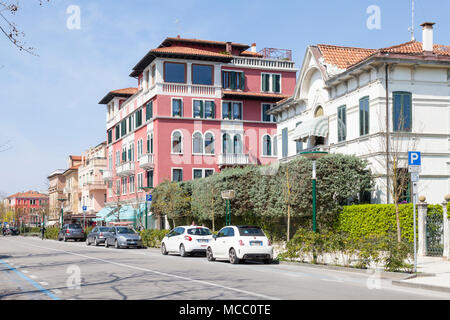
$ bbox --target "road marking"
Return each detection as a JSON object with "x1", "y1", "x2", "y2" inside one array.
[
  {"x1": 29, "y1": 275, "x2": 37, "y2": 279},
  {"x1": 0, "y1": 259, "x2": 60, "y2": 300},
  {"x1": 52, "y1": 289, "x2": 62, "y2": 295},
  {"x1": 39, "y1": 281, "x2": 49, "y2": 286},
  {"x1": 321, "y1": 278, "x2": 344, "y2": 283},
  {"x1": 15, "y1": 239, "x2": 281, "y2": 300},
  {"x1": 22, "y1": 270, "x2": 29, "y2": 274}
]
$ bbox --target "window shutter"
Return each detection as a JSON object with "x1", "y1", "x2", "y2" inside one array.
[{"x1": 240, "y1": 73, "x2": 245, "y2": 90}]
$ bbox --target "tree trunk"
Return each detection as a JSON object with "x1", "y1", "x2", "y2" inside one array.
[{"x1": 395, "y1": 202, "x2": 401, "y2": 242}]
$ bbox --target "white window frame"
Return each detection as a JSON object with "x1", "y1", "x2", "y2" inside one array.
[
  {"x1": 192, "y1": 99, "x2": 215, "y2": 119},
  {"x1": 192, "y1": 131, "x2": 204, "y2": 155},
  {"x1": 204, "y1": 131, "x2": 215, "y2": 155},
  {"x1": 171, "y1": 168, "x2": 183, "y2": 182},
  {"x1": 261, "y1": 103, "x2": 276, "y2": 122},
  {"x1": 261, "y1": 134, "x2": 274, "y2": 157},
  {"x1": 171, "y1": 130, "x2": 183, "y2": 155},
  {"x1": 261, "y1": 72, "x2": 282, "y2": 93},
  {"x1": 221, "y1": 100, "x2": 243, "y2": 120},
  {"x1": 129, "y1": 175, "x2": 135, "y2": 193},
  {"x1": 171, "y1": 97, "x2": 183, "y2": 118}
]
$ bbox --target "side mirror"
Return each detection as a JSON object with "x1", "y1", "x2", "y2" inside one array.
[{"x1": 212, "y1": 234, "x2": 217, "y2": 240}]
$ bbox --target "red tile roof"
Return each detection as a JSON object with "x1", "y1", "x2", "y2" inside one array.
[
  {"x1": 99, "y1": 87, "x2": 138, "y2": 104},
  {"x1": 7, "y1": 191, "x2": 48, "y2": 199},
  {"x1": 150, "y1": 46, "x2": 232, "y2": 58},
  {"x1": 240, "y1": 50, "x2": 263, "y2": 58},
  {"x1": 160, "y1": 37, "x2": 249, "y2": 49},
  {"x1": 317, "y1": 41, "x2": 450, "y2": 72},
  {"x1": 317, "y1": 44, "x2": 376, "y2": 70},
  {"x1": 109, "y1": 88, "x2": 139, "y2": 95}
]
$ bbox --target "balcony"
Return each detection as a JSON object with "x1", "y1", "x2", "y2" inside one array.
[
  {"x1": 218, "y1": 153, "x2": 250, "y2": 167},
  {"x1": 231, "y1": 56, "x2": 296, "y2": 71},
  {"x1": 117, "y1": 161, "x2": 135, "y2": 176},
  {"x1": 161, "y1": 83, "x2": 219, "y2": 97},
  {"x1": 87, "y1": 181, "x2": 107, "y2": 191},
  {"x1": 102, "y1": 170, "x2": 113, "y2": 180},
  {"x1": 139, "y1": 153, "x2": 155, "y2": 170}
]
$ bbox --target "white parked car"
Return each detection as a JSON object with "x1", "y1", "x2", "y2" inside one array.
[
  {"x1": 206, "y1": 225, "x2": 273, "y2": 264},
  {"x1": 161, "y1": 226, "x2": 213, "y2": 257}
]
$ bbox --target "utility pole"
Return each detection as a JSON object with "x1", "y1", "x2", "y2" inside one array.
[{"x1": 410, "y1": 0, "x2": 415, "y2": 41}]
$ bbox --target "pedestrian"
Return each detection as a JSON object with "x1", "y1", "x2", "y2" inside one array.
[
  {"x1": 40, "y1": 223, "x2": 46, "y2": 240},
  {"x1": 2, "y1": 225, "x2": 5, "y2": 236},
  {"x1": 191, "y1": 220, "x2": 196, "y2": 226}
]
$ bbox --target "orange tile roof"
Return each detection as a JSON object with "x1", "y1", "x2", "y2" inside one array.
[
  {"x1": 240, "y1": 50, "x2": 263, "y2": 58},
  {"x1": 161, "y1": 37, "x2": 249, "y2": 49},
  {"x1": 7, "y1": 191, "x2": 48, "y2": 199},
  {"x1": 317, "y1": 44, "x2": 376, "y2": 70},
  {"x1": 70, "y1": 155, "x2": 82, "y2": 161},
  {"x1": 150, "y1": 46, "x2": 232, "y2": 58},
  {"x1": 222, "y1": 91, "x2": 289, "y2": 100},
  {"x1": 317, "y1": 41, "x2": 450, "y2": 72},
  {"x1": 110, "y1": 87, "x2": 139, "y2": 95}
]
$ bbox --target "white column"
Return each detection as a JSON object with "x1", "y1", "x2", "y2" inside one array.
[
  {"x1": 443, "y1": 197, "x2": 449, "y2": 259},
  {"x1": 417, "y1": 201, "x2": 427, "y2": 256}
]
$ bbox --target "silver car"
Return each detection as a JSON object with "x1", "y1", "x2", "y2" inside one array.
[
  {"x1": 86, "y1": 226, "x2": 111, "y2": 246},
  {"x1": 104, "y1": 227, "x2": 143, "y2": 249}
]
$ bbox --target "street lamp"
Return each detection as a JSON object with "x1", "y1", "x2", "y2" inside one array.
[
  {"x1": 300, "y1": 151, "x2": 328, "y2": 232},
  {"x1": 221, "y1": 190, "x2": 235, "y2": 226},
  {"x1": 57, "y1": 198, "x2": 67, "y2": 228},
  {"x1": 140, "y1": 187, "x2": 153, "y2": 230}
]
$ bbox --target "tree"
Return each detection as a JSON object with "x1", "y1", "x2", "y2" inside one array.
[
  {"x1": 0, "y1": 1, "x2": 50, "y2": 55},
  {"x1": 151, "y1": 180, "x2": 190, "y2": 229}
]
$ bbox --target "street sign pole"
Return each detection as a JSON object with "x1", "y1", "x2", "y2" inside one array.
[{"x1": 408, "y1": 151, "x2": 421, "y2": 273}]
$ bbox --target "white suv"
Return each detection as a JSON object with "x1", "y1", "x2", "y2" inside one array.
[
  {"x1": 161, "y1": 226, "x2": 213, "y2": 257},
  {"x1": 206, "y1": 225, "x2": 273, "y2": 264}
]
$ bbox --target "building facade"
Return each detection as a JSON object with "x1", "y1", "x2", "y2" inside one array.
[
  {"x1": 3, "y1": 191, "x2": 49, "y2": 227},
  {"x1": 47, "y1": 169, "x2": 66, "y2": 225},
  {"x1": 271, "y1": 23, "x2": 450, "y2": 204},
  {"x1": 61, "y1": 155, "x2": 82, "y2": 223},
  {"x1": 99, "y1": 37, "x2": 297, "y2": 228},
  {"x1": 77, "y1": 142, "x2": 107, "y2": 225}
]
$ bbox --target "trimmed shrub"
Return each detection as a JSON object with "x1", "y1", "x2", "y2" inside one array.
[
  {"x1": 140, "y1": 229, "x2": 170, "y2": 248},
  {"x1": 44, "y1": 227, "x2": 59, "y2": 240}
]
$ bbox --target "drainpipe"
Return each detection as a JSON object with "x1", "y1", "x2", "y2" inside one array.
[{"x1": 385, "y1": 63, "x2": 390, "y2": 204}]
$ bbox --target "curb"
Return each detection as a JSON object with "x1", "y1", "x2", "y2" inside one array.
[
  {"x1": 392, "y1": 280, "x2": 450, "y2": 294},
  {"x1": 278, "y1": 260, "x2": 412, "y2": 280}
]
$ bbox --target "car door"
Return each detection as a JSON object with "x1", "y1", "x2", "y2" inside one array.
[
  {"x1": 172, "y1": 227, "x2": 185, "y2": 252},
  {"x1": 165, "y1": 229, "x2": 177, "y2": 251},
  {"x1": 214, "y1": 227, "x2": 229, "y2": 258},
  {"x1": 90, "y1": 227, "x2": 98, "y2": 241},
  {"x1": 222, "y1": 227, "x2": 236, "y2": 256},
  {"x1": 107, "y1": 227, "x2": 116, "y2": 245}
]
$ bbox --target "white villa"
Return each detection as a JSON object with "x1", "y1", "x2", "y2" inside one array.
[{"x1": 270, "y1": 23, "x2": 450, "y2": 204}]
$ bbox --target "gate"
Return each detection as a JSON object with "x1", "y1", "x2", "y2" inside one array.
[{"x1": 426, "y1": 207, "x2": 444, "y2": 256}]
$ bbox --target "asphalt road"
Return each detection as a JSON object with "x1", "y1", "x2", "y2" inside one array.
[{"x1": 0, "y1": 236, "x2": 449, "y2": 300}]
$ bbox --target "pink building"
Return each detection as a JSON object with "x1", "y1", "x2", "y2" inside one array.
[{"x1": 99, "y1": 37, "x2": 297, "y2": 228}]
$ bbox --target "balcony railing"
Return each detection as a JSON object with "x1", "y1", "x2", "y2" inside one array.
[
  {"x1": 161, "y1": 83, "x2": 219, "y2": 97},
  {"x1": 139, "y1": 153, "x2": 155, "y2": 170},
  {"x1": 102, "y1": 170, "x2": 113, "y2": 181},
  {"x1": 117, "y1": 161, "x2": 135, "y2": 176},
  {"x1": 87, "y1": 181, "x2": 107, "y2": 191},
  {"x1": 231, "y1": 56, "x2": 296, "y2": 71},
  {"x1": 218, "y1": 153, "x2": 250, "y2": 166}
]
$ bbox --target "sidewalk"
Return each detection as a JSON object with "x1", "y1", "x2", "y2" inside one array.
[{"x1": 392, "y1": 256, "x2": 450, "y2": 293}]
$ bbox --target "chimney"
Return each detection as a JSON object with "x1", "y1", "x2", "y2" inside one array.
[
  {"x1": 226, "y1": 41, "x2": 232, "y2": 54},
  {"x1": 251, "y1": 43, "x2": 257, "y2": 53},
  {"x1": 421, "y1": 22, "x2": 435, "y2": 52}
]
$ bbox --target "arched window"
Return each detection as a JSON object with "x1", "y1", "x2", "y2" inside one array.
[
  {"x1": 262, "y1": 135, "x2": 272, "y2": 156},
  {"x1": 204, "y1": 132, "x2": 215, "y2": 154},
  {"x1": 172, "y1": 131, "x2": 182, "y2": 154},
  {"x1": 192, "y1": 132, "x2": 203, "y2": 154},
  {"x1": 233, "y1": 134, "x2": 243, "y2": 154},
  {"x1": 222, "y1": 133, "x2": 232, "y2": 154},
  {"x1": 314, "y1": 106, "x2": 324, "y2": 118}
]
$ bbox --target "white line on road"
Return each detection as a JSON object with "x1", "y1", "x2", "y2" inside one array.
[
  {"x1": 39, "y1": 282, "x2": 49, "y2": 286},
  {"x1": 9, "y1": 238, "x2": 281, "y2": 300},
  {"x1": 29, "y1": 275, "x2": 37, "y2": 279},
  {"x1": 22, "y1": 270, "x2": 29, "y2": 274}
]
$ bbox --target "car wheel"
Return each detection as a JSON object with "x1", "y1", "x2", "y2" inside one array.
[
  {"x1": 105, "y1": 240, "x2": 109, "y2": 248},
  {"x1": 161, "y1": 243, "x2": 168, "y2": 255},
  {"x1": 94, "y1": 238, "x2": 98, "y2": 246},
  {"x1": 229, "y1": 248, "x2": 240, "y2": 264},
  {"x1": 64, "y1": 236, "x2": 67, "y2": 242},
  {"x1": 86, "y1": 237, "x2": 90, "y2": 246},
  {"x1": 115, "y1": 240, "x2": 120, "y2": 249},
  {"x1": 206, "y1": 247, "x2": 215, "y2": 262},
  {"x1": 180, "y1": 244, "x2": 188, "y2": 257},
  {"x1": 264, "y1": 259, "x2": 272, "y2": 265}
]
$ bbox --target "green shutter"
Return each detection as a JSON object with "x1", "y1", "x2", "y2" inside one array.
[
  {"x1": 230, "y1": 72, "x2": 236, "y2": 90},
  {"x1": 240, "y1": 73, "x2": 245, "y2": 90}
]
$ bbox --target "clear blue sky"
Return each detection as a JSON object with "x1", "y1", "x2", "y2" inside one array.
[{"x1": 0, "y1": 0, "x2": 449, "y2": 196}]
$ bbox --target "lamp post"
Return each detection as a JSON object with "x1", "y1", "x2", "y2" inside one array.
[
  {"x1": 57, "y1": 198, "x2": 67, "y2": 228},
  {"x1": 140, "y1": 187, "x2": 153, "y2": 230},
  {"x1": 221, "y1": 190, "x2": 235, "y2": 226},
  {"x1": 300, "y1": 151, "x2": 328, "y2": 232}
]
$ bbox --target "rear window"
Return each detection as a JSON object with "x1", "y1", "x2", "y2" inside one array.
[
  {"x1": 99, "y1": 227, "x2": 110, "y2": 232},
  {"x1": 69, "y1": 224, "x2": 82, "y2": 229},
  {"x1": 187, "y1": 228, "x2": 211, "y2": 236},
  {"x1": 238, "y1": 226, "x2": 265, "y2": 237}
]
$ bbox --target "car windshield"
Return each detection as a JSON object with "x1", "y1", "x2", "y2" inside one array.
[
  {"x1": 69, "y1": 224, "x2": 82, "y2": 229},
  {"x1": 238, "y1": 226, "x2": 265, "y2": 237},
  {"x1": 98, "y1": 227, "x2": 110, "y2": 232},
  {"x1": 187, "y1": 228, "x2": 211, "y2": 236},
  {"x1": 116, "y1": 227, "x2": 136, "y2": 234}
]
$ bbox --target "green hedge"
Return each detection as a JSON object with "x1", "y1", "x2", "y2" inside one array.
[
  {"x1": 44, "y1": 227, "x2": 59, "y2": 240},
  {"x1": 279, "y1": 228, "x2": 413, "y2": 272},
  {"x1": 335, "y1": 204, "x2": 442, "y2": 243},
  {"x1": 140, "y1": 229, "x2": 170, "y2": 248}
]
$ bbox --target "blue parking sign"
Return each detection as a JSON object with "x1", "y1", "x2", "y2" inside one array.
[
  {"x1": 146, "y1": 194, "x2": 152, "y2": 202},
  {"x1": 408, "y1": 152, "x2": 421, "y2": 166},
  {"x1": 82, "y1": 206, "x2": 87, "y2": 211}
]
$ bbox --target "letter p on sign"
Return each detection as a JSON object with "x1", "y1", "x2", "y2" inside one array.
[{"x1": 408, "y1": 151, "x2": 421, "y2": 166}]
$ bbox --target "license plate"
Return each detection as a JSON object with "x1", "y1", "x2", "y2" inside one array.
[
  {"x1": 197, "y1": 239, "x2": 209, "y2": 243},
  {"x1": 250, "y1": 241, "x2": 263, "y2": 246}
]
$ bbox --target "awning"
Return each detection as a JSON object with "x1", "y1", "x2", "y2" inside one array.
[
  {"x1": 292, "y1": 116, "x2": 329, "y2": 141},
  {"x1": 93, "y1": 207, "x2": 115, "y2": 221},
  {"x1": 104, "y1": 204, "x2": 147, "y2": 222}
]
